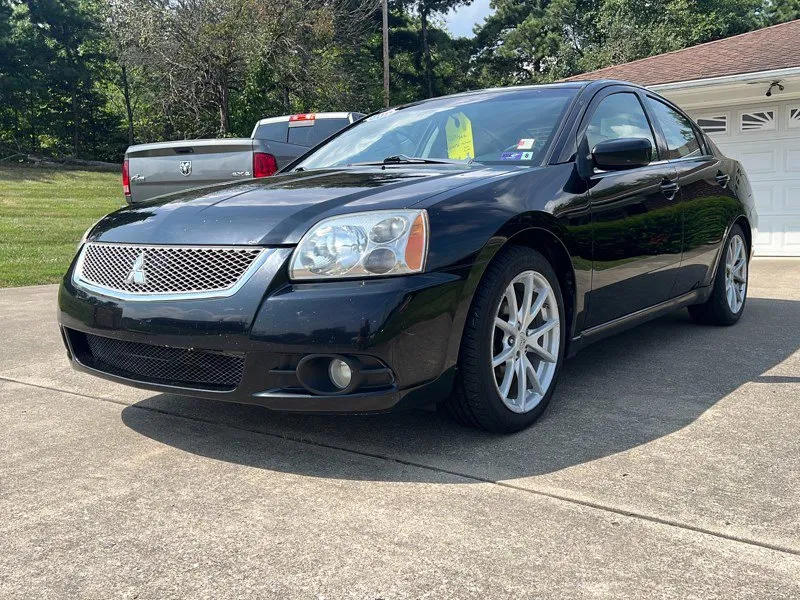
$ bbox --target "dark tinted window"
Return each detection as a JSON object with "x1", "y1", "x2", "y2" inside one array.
[
  {"x1": 646, "y1": 98, "x2": 701, "y2": 159},
  {"x1": 288, "y1": 118, "x2": 351, "y2": 147},
  {"x1": 254, "y1": 121, "x2": 288, "y2": 142},
  {"x1": 586, "y1": 92, "x2": 656, "y2": 160}
]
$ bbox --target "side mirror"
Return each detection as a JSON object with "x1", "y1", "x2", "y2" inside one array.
[{"x1": 592, "y1": 138, "x2": 652, "y2": 171}]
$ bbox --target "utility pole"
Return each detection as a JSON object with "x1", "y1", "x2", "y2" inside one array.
[{"x1": 382, "y1": 0, "x2": 390, "y2": 107}]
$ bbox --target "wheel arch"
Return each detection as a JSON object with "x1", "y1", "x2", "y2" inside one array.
[
  {"x1": 733, "y1": 214, "x2": 753, "y2": 258},
  {"x1": 706, "y1": 213, "x2": 753, "y2": 289},
  {"x1": 503, "y1": 227, "x2": 578, "y2": 349},
  {"x1": 445, "y1": 217, "x2": 583, "y2": 369}
]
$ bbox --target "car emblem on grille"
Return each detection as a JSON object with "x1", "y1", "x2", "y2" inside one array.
[
  {"x1": 125, "y1": 252, "x2": 147, "y2": 285},
  {"x1": 179, "y1": 160, "x2": 192, "y2": 177}
]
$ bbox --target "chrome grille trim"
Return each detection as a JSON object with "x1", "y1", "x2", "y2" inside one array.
[{"x1": 73, "y1": 242, "x2": 270, "y2": 301}]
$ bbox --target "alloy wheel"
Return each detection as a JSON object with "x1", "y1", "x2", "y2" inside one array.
[
  {"x1": 491, "y1": 270, "x2": 560, "y2": 414},
  {"x1": 725, "y1": 234, "x2": 747, "y2": 314}
]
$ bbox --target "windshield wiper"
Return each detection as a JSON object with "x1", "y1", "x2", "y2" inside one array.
[
  {"x1": 382, "y1": 154, "x2": 473, "y2": 165},
  {"x1": 346, "y1": 155, "x2": 473, "y2": 167}
]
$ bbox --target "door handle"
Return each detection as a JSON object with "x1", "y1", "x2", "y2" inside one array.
[
  {"x1": 715, "y1": 173, "x2": 730, "y2": 188},
  {"x1": 660, "y1": 179, "x2": 680, "y2": 200}
]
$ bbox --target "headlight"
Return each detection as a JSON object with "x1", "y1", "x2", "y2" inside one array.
[{"x1": 290, "y1": 210, "x2": 429, "y2": 280}]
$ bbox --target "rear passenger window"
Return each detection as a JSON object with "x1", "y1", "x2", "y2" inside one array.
[
  {"x1": 646, "y1": 98, "x2": 702, "y2": 159},
  {"x1": 288, "y1": 119, "x2": 350, "y2": 147},
  {"x1": 254, "y1": 122, "x2": 288, "y2": 142},
  {"x1": 586, "y1": 92, "x2": 657, "y2": 160}
]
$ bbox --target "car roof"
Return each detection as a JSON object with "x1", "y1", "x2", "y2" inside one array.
[
  {"x1": 426, "y1": 80, "x2": 647, "y2": 102},
  {"x1": 373, "y1": 81, "x2": 596, "y2": 113}
]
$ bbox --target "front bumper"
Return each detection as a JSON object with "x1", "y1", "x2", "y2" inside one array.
[{"x1": 58, "y1": 248, "x2": 465, "y2": 413}]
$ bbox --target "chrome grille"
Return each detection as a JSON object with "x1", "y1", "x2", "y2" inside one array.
[
  {"x1": 75, "y1": 243, "x2": 264, "y2": 298},
  {"x1": 82, "y1": 332, "x2": 244, "y2": 390}
]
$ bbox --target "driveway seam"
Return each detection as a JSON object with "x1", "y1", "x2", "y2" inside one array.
[{"x1": 3, "y1": 373, "x2": 799, "y2": 559}]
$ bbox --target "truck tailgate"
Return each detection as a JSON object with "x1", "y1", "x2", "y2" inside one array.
[{"x1": 126, "y1": 138, "x2": 256, "y2": 203}]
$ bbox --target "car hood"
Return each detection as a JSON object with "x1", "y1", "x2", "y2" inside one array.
[{"x1": 91, "y1": 166, "x2": 507, "y2": 246}]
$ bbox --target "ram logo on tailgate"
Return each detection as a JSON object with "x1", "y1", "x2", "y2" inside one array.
[{"x1": 179, "y1": 161, "x2": 192, "y2": 176}]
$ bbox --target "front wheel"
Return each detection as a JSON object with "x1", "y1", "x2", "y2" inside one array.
[{"x1": 443, "y1": 246, "x2": 566, "y2": 433}]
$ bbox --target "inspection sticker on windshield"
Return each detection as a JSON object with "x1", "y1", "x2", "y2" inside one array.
[
  {"x1": 516, "y1": 138, "x2": 535, "y2": 150},
  {"x1": 521, "y1": 152, "x2": 533, "y2": 160},
  {"x1": 501, "y1": 152, "x2": 523, "y2": 160}
]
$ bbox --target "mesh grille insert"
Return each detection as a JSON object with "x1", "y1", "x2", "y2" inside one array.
[
  {"x1": 82, "y1": 333, "x2": 244, "y2": 390},
  {"x1": 77, "y1": 243, "x2": 263, "y2": 296}
]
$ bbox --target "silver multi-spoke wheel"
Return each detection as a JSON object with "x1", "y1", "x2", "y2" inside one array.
[
  {"x1": 491, "y1": 270, "x2": 560, "y2": 414},
  {"x1": 725, "y1": 234, "x2": 747, "y2": 314}
]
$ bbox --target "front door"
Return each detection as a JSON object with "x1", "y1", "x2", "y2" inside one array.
[{"x1": 581, "y1": 90, "x2": 683, "y2": 328}]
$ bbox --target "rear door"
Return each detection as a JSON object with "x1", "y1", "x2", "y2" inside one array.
[
  {"x1": 643, "y1": 95, "x2": 740, "y2": 295},
  {"x1": 581, "y1": 88, "x2": 683, "y2": 328}
]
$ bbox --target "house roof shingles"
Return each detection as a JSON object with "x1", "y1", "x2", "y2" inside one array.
[{"x1": 564, "y1": 19, "x2": 800, "y2": 86}]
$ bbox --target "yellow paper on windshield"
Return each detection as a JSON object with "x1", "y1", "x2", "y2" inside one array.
[{"x1": 446, "y1": 113, "x2": 474, "y2": 160}]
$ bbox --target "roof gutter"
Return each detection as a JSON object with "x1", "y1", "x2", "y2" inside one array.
[{"x1": 649, "y1": 66, "x2": 800, "y2": 91}]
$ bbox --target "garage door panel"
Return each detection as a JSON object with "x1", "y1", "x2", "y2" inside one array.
[
  {"x1": 751, "y1": 185, "x2": 800, "y2": 215},
  {"x1": 756, "y1": 216, "x2": 800, "y2": 256},
  {"x1": 785, "y1": 186, "x2": 800, "y2": 211},
  {"x1": 786, "y1": 149, "x2": 800, "y2": 172},
  {"x1": 750, "y1": 185, "x2": 776, "y2": 212},
  {"x1": 738, "y1": 148, "x2": 777, "y2": 174}
]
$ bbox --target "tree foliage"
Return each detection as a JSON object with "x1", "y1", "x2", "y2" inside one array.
[{"x1": 0, "y1": 0, "x2": 798, "y2": 162}]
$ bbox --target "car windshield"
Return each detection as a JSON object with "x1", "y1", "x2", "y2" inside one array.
[{"x1": 297, "y1": 88, "x2": 577, "y2": 170}]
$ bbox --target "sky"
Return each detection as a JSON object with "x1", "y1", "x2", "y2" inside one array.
[{"x1": 443, "y1": 0, "x2": 494, "y2": 38}]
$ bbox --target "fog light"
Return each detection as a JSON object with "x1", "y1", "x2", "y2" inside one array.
[{"x1": 329, "y1": 358, "x2": 352, "y2": 390}]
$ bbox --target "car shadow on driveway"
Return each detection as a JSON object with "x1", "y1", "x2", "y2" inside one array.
[{"x1": 121, "y1": 298, "x2": 799, "y2": 482}]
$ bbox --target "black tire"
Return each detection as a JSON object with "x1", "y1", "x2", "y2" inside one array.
[
  {"x1": 688, "y1": 223, "x2": 748, "y2": 326},
  {"x1": 442, "y1": 246, "x2": 566, "y2": 433}
]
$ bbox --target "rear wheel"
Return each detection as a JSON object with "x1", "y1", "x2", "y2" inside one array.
[
  {"x1": 688, "y1": 224, "x2": 748, "y2": 326},
  {"x1": 443, "y1": 246, "x2": 566, "y2": 433}
]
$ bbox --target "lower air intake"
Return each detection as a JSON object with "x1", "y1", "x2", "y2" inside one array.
[{"x1": 81, "y1": 332, "x2": 244, "y2": 390}]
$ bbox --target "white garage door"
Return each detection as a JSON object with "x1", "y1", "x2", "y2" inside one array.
[{"x1": 691, "y1": 101, "x2": 800, "y2": 256}]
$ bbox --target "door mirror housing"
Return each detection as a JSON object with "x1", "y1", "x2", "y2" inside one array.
[{"x1": 592, "y1": 138, "x2": 653, "y2": 171}]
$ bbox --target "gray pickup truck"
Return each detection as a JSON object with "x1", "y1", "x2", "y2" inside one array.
[{"x1": 123, "y1": 112, "x2": 364, "y2": 203}]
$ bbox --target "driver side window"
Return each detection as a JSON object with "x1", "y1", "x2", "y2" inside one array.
[{"x1": 586, "y1": 93, "x2": 657, "y2": 161}]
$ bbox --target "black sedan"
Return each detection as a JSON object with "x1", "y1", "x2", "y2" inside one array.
[{"x1": 58, "y1": 80, "x2": 757, "y2": 433}]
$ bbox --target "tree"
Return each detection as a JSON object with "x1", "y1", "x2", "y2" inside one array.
[
  {"x1": 472, "y1": 0, "x2": 603, "y2": 84},
  {"x1": 392, "y1": 0, "x2": 473, "y2": 97},
  {"x1": 588, "y1": 0, "x2": 765, "y2": 72},
  {"x1": 471, "y1": 0, "x2": 768, "y2": 83},
  {"x1": 764, "y1": 0, "x2": 800, "y2": 22},
  {"x1": 108, "y1": 0, "x2": 380, "y2": 139}
]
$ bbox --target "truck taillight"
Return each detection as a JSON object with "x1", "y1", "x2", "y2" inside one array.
[
  {"x1": 122, "y1": 159, "x2": 131, "y2": 197},
  {"x1": 253, "y1": 152, "x2": 278, "y2": 178}
]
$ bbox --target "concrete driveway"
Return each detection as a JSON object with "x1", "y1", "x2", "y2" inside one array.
[{"x1": 1, "y1": 259, "x2": 799, "y2": 599}]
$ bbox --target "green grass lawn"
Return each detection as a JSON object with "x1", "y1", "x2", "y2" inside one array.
[{"x1": 0, "y1": 165, "x2": 124, "y2": 287}]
